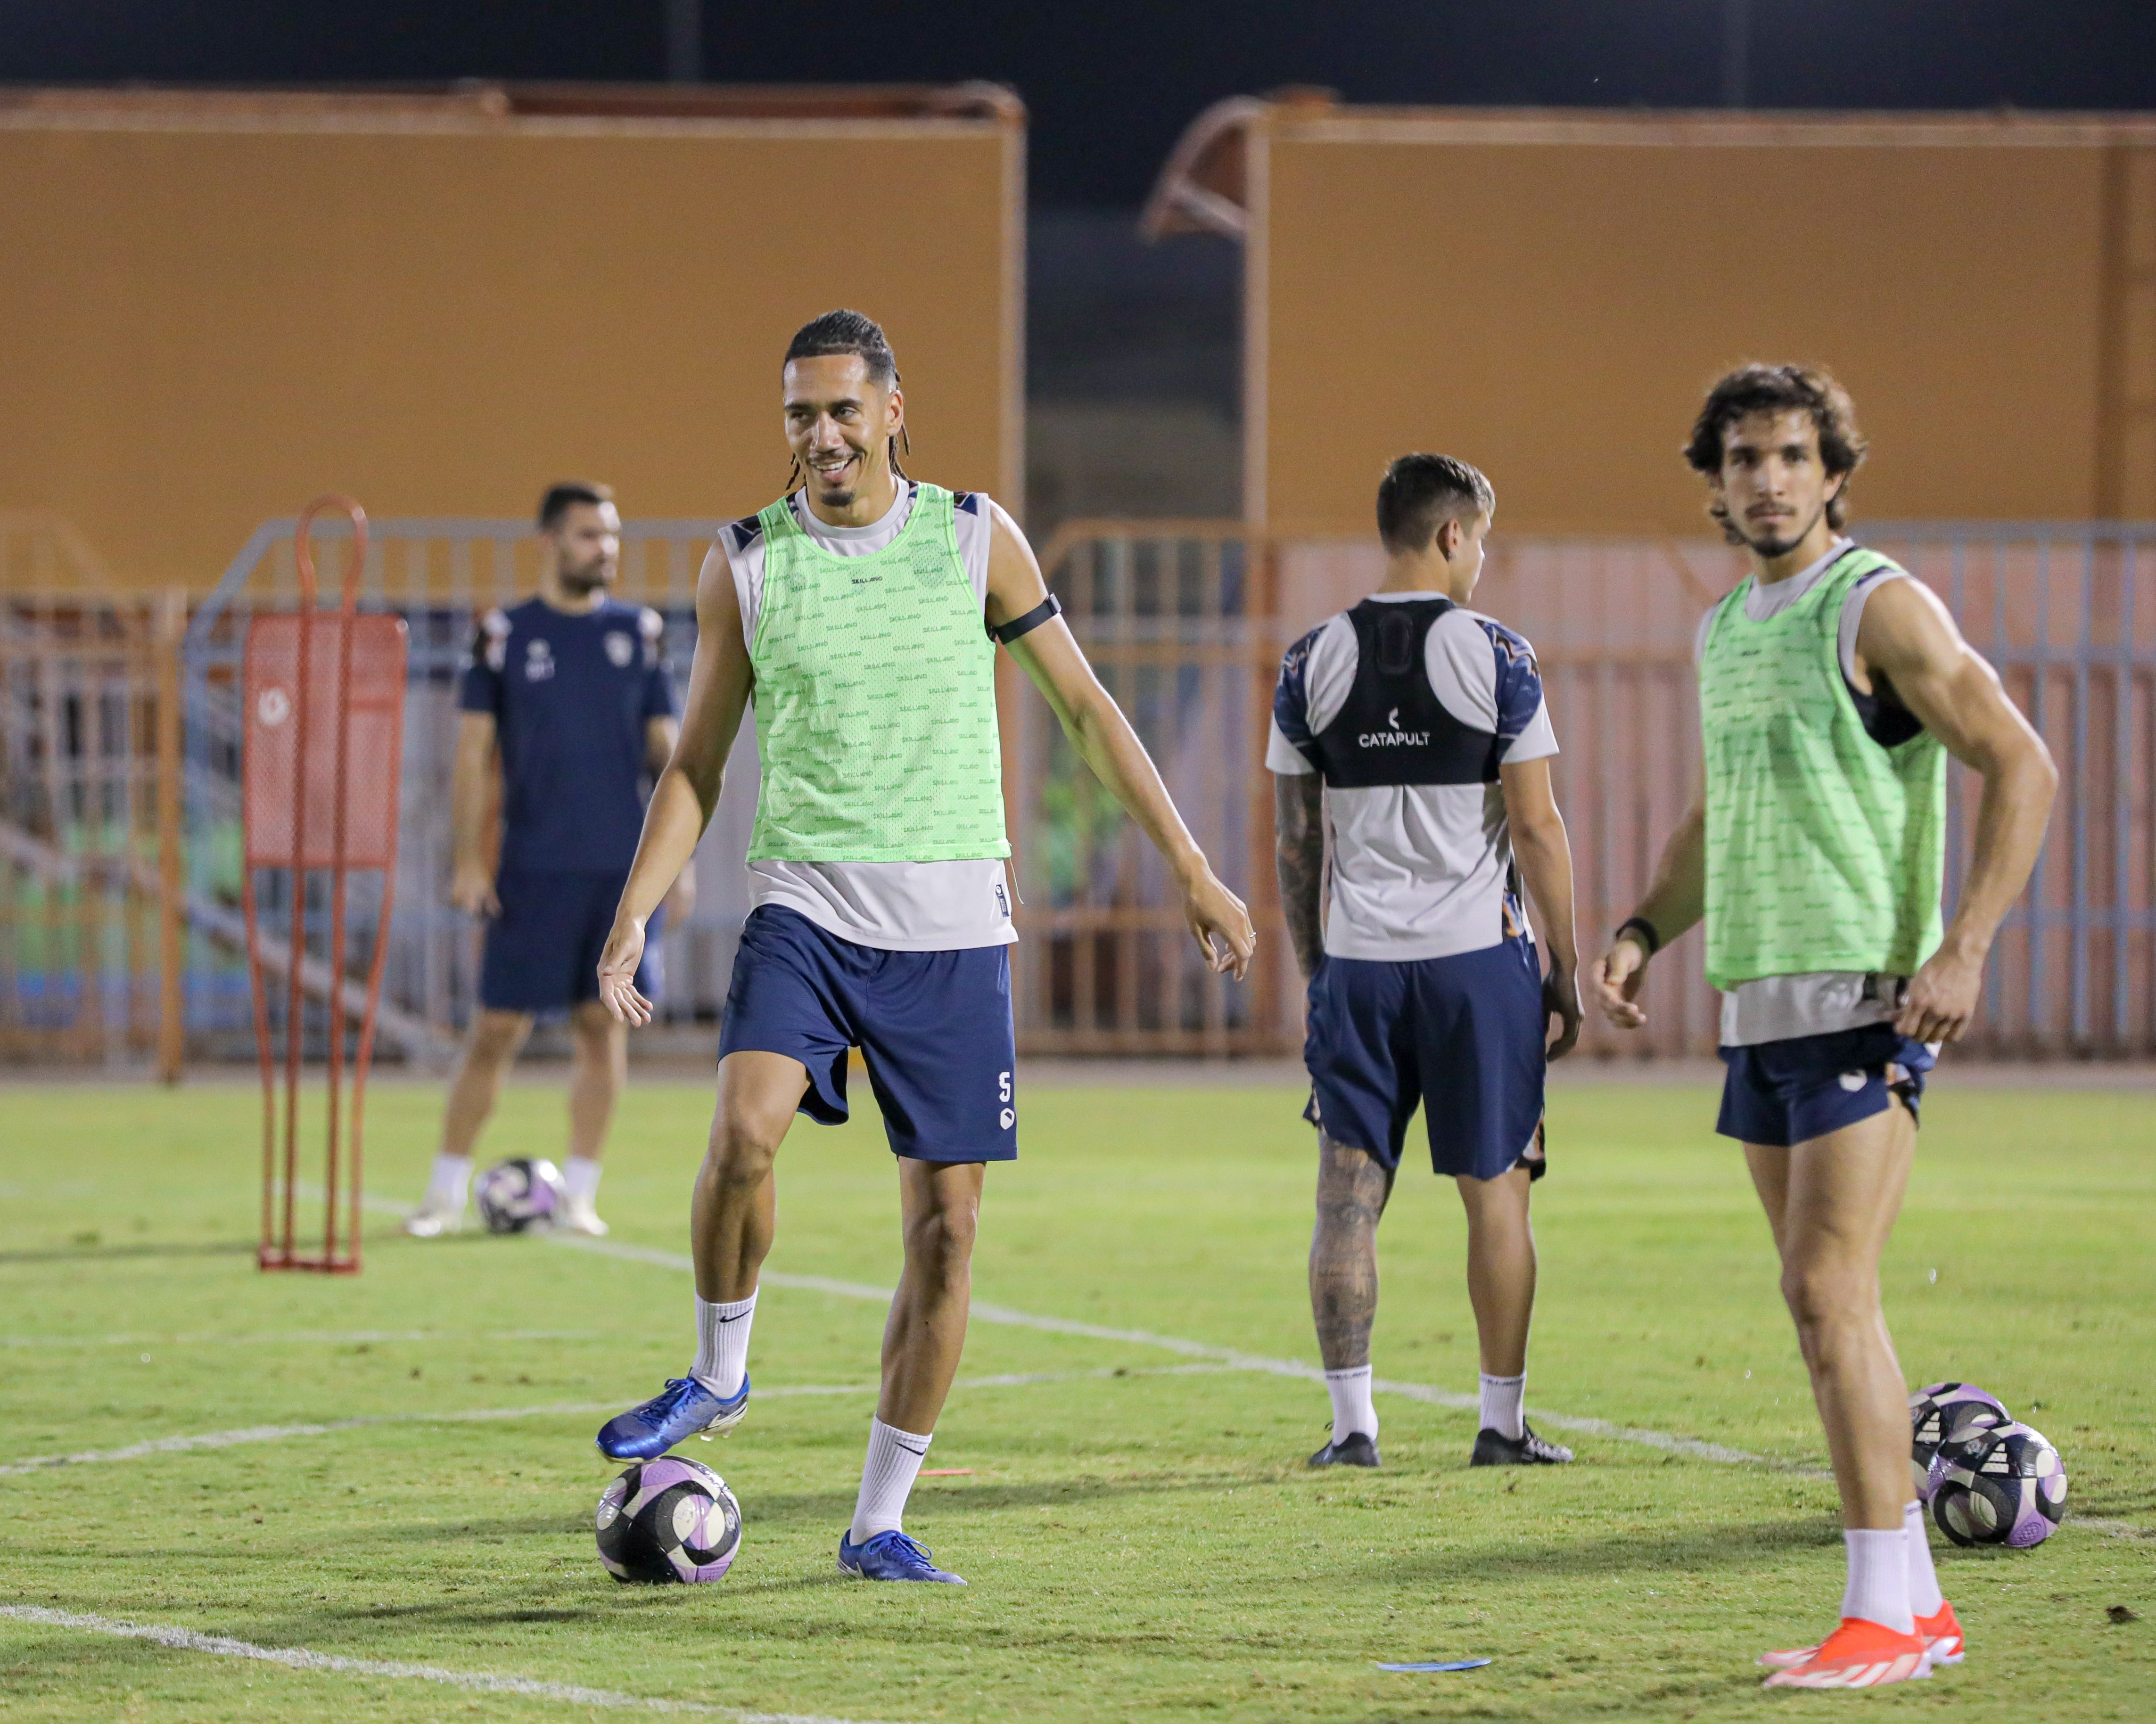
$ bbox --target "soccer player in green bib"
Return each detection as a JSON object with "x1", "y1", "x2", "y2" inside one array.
[
  {"x1": 1594, "y1": 366, "x2": 2055, "y2": 1688},
  {"x1": 589, "y1": 311, "x2": 1256, "y2": 1584}
]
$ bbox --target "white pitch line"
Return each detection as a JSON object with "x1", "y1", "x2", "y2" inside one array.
[
  {"x1": 0, "y1": 1365, "x2": 1238, "y2": 1478},
  {"x1": 370, "y1": 1196, "x2": 2141, "y2": 1537},
  {"x1": 0, "y1": 1604, "x2": 905, "y2": 1723},
  {"x1": 548, "y1": 1232, "x2": 1787, "y2": 1471}
]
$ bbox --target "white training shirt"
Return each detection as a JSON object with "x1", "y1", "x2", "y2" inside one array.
[
  {"x1": 718, "y1": 484, "x2": 1016, "y2": 952},
  {"x1": 1266, "y1": 592, "x2": 1559, "y2": 961},
  {"x1": 1694, "y1": 538, "x2": 1923, "y2": 1045}
]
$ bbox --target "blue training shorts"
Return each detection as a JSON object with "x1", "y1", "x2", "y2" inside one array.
[
  {"x1": 717, "y1": 905, "x2": 1017, "y2": 1164},
  {"x1": 1716, "y1": 1023, "x2": 1935, "y2": 1148},
  {"x1": 1302, "y1": 934, "x2": 1547, "y2": 1181},
  {"x1": 480, "y1": 868, "x2": 661, "y2": 1013}
]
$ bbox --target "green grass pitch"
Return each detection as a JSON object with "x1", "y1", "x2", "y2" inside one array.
[{"x1": 0, "y1": 1075, "x2": 2149, "y2": 1722}]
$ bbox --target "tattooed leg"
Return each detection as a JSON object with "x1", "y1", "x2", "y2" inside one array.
[{"x1": 1309, "y1": 1129, "x2": 1395, "y2": 1370}]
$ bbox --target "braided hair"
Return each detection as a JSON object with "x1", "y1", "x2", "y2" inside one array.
[{"x1": 782, "y1": 309, "x2": 911, "y2": 490}]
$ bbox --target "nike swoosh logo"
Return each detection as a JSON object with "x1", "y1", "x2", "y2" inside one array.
[
  {"x1": 892, "y1": 1439, "x2": 930, "y2": 1456},
  {"x1": 714, "y1": 1313, "x2": 750, "y2": 1323}
]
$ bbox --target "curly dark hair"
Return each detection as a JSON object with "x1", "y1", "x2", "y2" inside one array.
[{"x1": 1684, "y1": 364, "x2": 1868, "y2": 544}]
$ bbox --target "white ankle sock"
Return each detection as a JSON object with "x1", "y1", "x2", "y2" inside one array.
[
  {"x1": 423, "y1": 1153, "x2": 470, "y2": 1214},
  {"x1": 850, "y1": 1418, "x2": 932, "y2": 1543},
  {"x1": 1479, "y1": 1371, "x2": 1526, "y2": 1441},
  {"x1": 563, "y1": 1155, "x2": 601, "y2": 1207},
  {"x1": 1842, "y1": 1527, "x2": 1915, "y2": 1634},
  {"x1": 1903, "y1": 1499, "x2": 1944, "y2": 1617},
  {"x1": 691, "y1": 1293, "x2": 756, "y2": 1397},
  {"x1": 1323, "y1": 1366, "x2": 1378, "y2": 1441}
]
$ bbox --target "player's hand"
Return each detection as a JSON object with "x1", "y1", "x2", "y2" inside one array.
[
  {"x1": 1896, "y1": 938, "x2": 1983, "y2": 1044},
  {"x1": 450, "y1": 860, "x2": 500, "y2": 918},
  {"x1": 1543, "y1": 962, "x2": 1582, "y2": 1060},
  {"x1": 1593, "y1": 935, "x2": 1651, "y2": 1030},
  {"x1": 1180, "y1": 864, "x2": 1256, "y2": 981},
  {"x1": 597, "y1": 918, "x2": 654, "y2": 1027}
]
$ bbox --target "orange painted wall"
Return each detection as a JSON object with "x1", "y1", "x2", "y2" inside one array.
[
  {"x1": 1257, "y1": 119, "x2": 2149, "y2": 534},
  {"x1": 0, "y1": 110, "x2": 1019, "y2": 590}
]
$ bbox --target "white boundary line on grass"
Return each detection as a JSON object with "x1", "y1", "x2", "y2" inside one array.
[
  {"x1": 0, "y1": 1604, "x2": 906, "y2": 1723},
  {"x1": 203, "y1": 1191, "x2": 2150, "y2": 1540},
  {"x1": 553, "y1": 1234, "x2": 2156, "y2": 1539},
  {"x1": 550, "y1": 1234, "x2": 1786, "y2": 1471},
  {"x1": 0, "y1": 1365, "x2": 1236, "y2": 1478}
]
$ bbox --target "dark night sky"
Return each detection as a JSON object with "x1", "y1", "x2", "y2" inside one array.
[{"x1": 10, "y1": 2, "x2": 2156, "y2": 207}]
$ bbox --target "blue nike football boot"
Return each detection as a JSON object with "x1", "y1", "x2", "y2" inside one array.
[
  {"x1": 837, "y1": 1529, "x2": 967, "y2": 1584},
  {"x1": 595, "y1": 1373, "x2": 749, "y2": 1461}
]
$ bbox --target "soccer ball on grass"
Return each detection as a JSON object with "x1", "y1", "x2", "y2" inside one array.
[
  {"x1": 1908, "y1": 1381, "x2": 2008, "y2": 1503},
  {"x1": 1929, "y1": 1420, "x2": 2068, "y2": 1548},
  {"x1": 475, "y1": 1157, "x2": 566, "y2": 1233},
  {"x1": 595, "y1": 1456, "x2": 743, "y2": 1583}
]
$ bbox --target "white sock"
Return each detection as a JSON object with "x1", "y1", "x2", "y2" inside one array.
[
  {"x1": 1904, "y1": 1499, "x2": 1944, "y2": 1618},
  {"x1": 563, "y1": 1155, "x2": 601, "y2": 1207},
  {"x1": 691, "y1": 1293, "x2": 756, "y2": 1398},
  {"x1": 1479, "y1": 1371, "x2": 1526, "y2": 1441},
  {"x1": 422, "y1": 1153, "x2": 470, "y2": 1214},
  {"x1": 850, "y1": 1419, "x2": 932, "y2": 1543},
  {"x1": 1323, "y1": 1365, "x2": 1378, "y2": 1441},
  {"x1": 1841, "y1": 1527, "x2": 1915, "y2": 1634}
]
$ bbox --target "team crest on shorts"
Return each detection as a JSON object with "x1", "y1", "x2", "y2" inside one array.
[{"x1": 605, "y1": 631, "x2": 634, "y2": 667}]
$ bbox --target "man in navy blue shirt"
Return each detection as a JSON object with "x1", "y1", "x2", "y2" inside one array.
[{"x1": 406, "y1": 481, "x2": 688, "y2": 1238}]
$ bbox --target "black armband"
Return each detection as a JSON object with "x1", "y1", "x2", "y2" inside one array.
[
  {"x1": 989, "y1": 592, "x2": 1062, "y2": 645},
  {"x1": 1614, "y1": 915, "x2": 1662, "y2": 957}
]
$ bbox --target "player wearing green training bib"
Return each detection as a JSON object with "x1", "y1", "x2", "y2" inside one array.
[
  {"x1": 587, "y1": 310, "x2": 1256, "y2": 1587},
  {"x1": 1594, "y1": 367, "x2": 2056, "y2": 1690}
]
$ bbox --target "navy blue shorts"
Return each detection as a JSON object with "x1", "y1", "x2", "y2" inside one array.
[
  {"x1": 716, "y1": 905, "x2": 1017, "y2": 1164},
  {"x1": 1716, "y1": 1024, "x2": 1935, "y2": 1147},
  {"x1": 480, "y1": 869, "x2": 661, "y2": 1013},
  {"x1": 1301, "y1": 935, "x2": 1547, "y2": 1181}
]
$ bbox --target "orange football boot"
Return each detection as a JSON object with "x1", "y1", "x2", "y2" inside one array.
[
  {"x1": 1758, "y1": 1601, "x2": 1964, "y2": 1671},
  {"x1": 1759, "y1": 1617, "x2": 1933, "y2": 1689}
]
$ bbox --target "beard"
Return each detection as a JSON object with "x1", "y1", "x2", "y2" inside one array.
[
  {"x1": 1738, "y1": 504, "x2": 1822, "y2": 560},
  {"x1": 558, "y1": 556, "x2": 615, "y2": 596}
]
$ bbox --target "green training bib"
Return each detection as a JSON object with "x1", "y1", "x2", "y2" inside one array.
[
  {"x1": 1698, "y1": 547, "x2": 1946, "y2": 989},
  {"x1": 746, "y1": 483, "x2": 1010, "y2": 863}
]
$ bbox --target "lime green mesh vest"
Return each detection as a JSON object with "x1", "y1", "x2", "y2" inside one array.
[
  {"x1": 746, "y1": 483, "x2": 1009, "y2": 863},
  {"x1": 1698, "y1": 548, "x2": 1946, "y2": 989}
]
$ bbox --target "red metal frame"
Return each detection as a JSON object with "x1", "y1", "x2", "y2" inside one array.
[{"x1": 244, "y1": 495, "x2": 404, "y2": 1273}]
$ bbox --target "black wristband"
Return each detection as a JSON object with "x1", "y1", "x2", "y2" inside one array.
[
  {"x1": 1615, "y1": 915, "x2": 1662, "y2": 957},
  {"x1": 989, "y1": 592, "x2": 1062, "y2": 644}
]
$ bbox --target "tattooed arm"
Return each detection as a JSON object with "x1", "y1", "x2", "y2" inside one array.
[{"x1": 1275, "y1": 770, "x2": 1327, "y2": 981}]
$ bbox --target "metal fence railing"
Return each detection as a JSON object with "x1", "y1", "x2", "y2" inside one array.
[
  {"x1": 9, "y1": 514, "x2": 2147, "y2": 1067},
  {"x1": 0, "y1": 590, "x2": 184, "y2": 1068},
  {"x1": 1018, "y1": 520, "x2": 2156, "y2": 1060},
  {"x1": 178, "y1": 517, "x2": 759, "y2": 1064}
]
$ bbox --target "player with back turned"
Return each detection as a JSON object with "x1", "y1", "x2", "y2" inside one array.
[
  {"x1": 588, "y1": 310, "x2": 1256, "y2": 1585},
  {"x1": 1594, "y1": 367, "x2": 2056, "y2": 1688},
  {"x1": 1271, "y1": 454, "x2": 1582, "y2": 1473}
]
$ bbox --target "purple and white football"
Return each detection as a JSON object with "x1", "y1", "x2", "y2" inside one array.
[
  {"x1": 1930, "y1": 1420, "x2": 2068, "y2": 1549},
  {"x1": 1909, "y1": 1381, "x2": 2008, "y2": 1503},
  {"x1": 474, "y1": 1157, "x2": 566, "y2": 1234},
  {"x1": 596, "y1": 1455, "x2": 742, "y2": 1584}
]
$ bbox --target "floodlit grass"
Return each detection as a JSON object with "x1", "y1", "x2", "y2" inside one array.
[{"x1": 0, "y1": 1074, "x2": 2150, "y2": 1722}]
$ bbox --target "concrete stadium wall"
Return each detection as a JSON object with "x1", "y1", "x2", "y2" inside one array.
[
  {"x1": 1239, "y1": 111, "x2": 2156, "y2": 534},
  {"x1": 0, "y1": 90, "x2": 1024, "y2": 592}
]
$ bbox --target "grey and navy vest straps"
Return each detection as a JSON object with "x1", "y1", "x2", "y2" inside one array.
[{"x1": 1276, "y1": 598, "x2": 1507, "y2": 788}]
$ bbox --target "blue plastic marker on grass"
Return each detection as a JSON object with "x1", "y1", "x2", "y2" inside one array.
[{"x1": 1375, "y1": 1659, "x2": 1492, "y2": 1673}]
